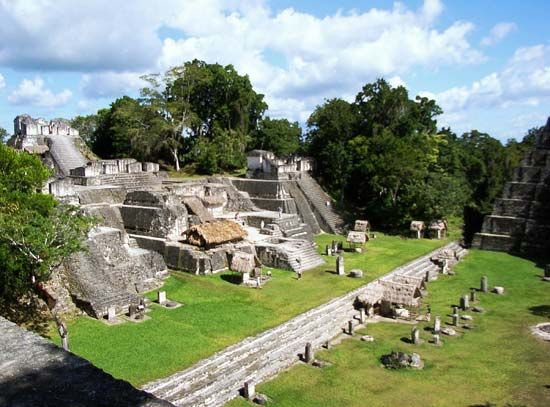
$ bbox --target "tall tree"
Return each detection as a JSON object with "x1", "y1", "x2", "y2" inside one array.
[
  {"x1": 0, "y1": 127, "x2": 8, "y2": 144},
  {"x1": 249, "y1": 117, "x2": 302, "y2": 156}
]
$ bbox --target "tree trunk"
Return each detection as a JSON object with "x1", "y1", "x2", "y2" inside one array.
[{"x1": 172, "y1": 147, "x2": 180, "y2": 171}]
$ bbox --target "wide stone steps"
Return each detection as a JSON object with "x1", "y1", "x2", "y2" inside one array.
[
  {"x1": 143, "y1": 242, "x2": 464, "y2": 406},
  {"x1": 47, "y1": 136, "x2": 88, "y2": 176},
  {"x1": 296, "y1": 173, "x2": 345, "y2": 234}
]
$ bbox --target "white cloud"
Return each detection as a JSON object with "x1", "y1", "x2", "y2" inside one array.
[
  {"x1": 0, "y1": 73, "x2": 5, "y2": 89},
  {"x1": 388, "y1": 76, "x2": 407, "y2": 89},
  {"x1": 481, "y1": 22, "x2": 517, "y2": 46},
  {"x1": 80, "y1": 72, "x2": 146, "y2": 98},
  {"x1": 8, "y1": 77, "x2": 72, "y2": 107},
  {"x1": 422, "y1": 44, "x2": 550, "y2": 138}
]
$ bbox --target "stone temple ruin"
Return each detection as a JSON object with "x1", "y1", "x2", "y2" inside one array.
[
  {"x1": 9, "y1": 115, "x2": 347, "y2": 320},
  {"x1": 474, "y1": 117, "x2": 550, "y2": 255}
]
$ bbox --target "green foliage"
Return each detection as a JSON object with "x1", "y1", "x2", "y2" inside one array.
[
  {"x1": 0, "y1": 127, "x2": 8, "y2": 143},
  {"x1": 249, "y1": 117, "x2": 302, "y2": 156},
  {"x1": 88, "y1": 60, "x2": 267, "y2": 173},
  {"x1": 70, "y1": 115, "x2": 98, "y2": 147},
  {"x1": 0, "y1": 144, "x2": 92, "y2": 304}
]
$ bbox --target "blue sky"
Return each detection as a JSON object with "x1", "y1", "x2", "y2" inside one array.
[{"x1": 0, "y1": 0, "x2": 548, "y2": 142}]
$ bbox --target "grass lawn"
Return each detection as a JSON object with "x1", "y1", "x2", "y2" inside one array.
[
  {"x1": 229, "y1": 250, "x2": 550, "y2": 407},
  {"x1": 52, "y1": 233, "x2": 447, "y2": 386}
]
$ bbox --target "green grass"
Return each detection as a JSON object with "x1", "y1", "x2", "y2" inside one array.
[
  {"x1": 229, "y1": 250, "x2": 550, "y2": 407},
  {"x1": 53, "y1": 233, "x2": 447, "y2": 386}
]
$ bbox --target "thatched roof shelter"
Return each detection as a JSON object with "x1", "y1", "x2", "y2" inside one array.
[
  {"x1": 357, "y1": 283, "x2": 385, "y2": 305},
  {"x1": 391, "y1": 275, "x2": 426, "y2": 290},
  {"x1": 230, "y1": 251, "x2": 255, "y2": 273},
  {"x1": 347, "y1": 231, "x2": 367, "y2": 245},
  {"x1": 354, "y1": 220, "x2": 370, "y2": 232},
  {"x1": 185, "y1": 220, "x2": 247, "y2": 248},
  {"x1": 410, "y1": 221, "x2": 425, "y2": 231},
  {"x1": 428, "y1": 220, "x2": 447, "y2": 231},
  {"x1": 380, "y1": 280, "x2": 421, "y2": 307}
]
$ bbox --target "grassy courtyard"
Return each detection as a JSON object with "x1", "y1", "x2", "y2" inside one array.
[
  {"x1": 53, "y1": 233, "x2": 446, "y2": 386},
  {"x1": 229, "y1": 250, "x2": 550, "y2": 407}
]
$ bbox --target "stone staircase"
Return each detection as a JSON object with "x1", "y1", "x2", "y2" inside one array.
[
  {"x1": 47, "y1": 135, "x2": 88, "y2": 176},
  {"x1": 143, "y1": 242, "x2": 466, "y2": 406},
  {"x1": 296, "y1": 172, "x2": 345, "y2": 234},
  {"x1": 473, "y1": 117, "x2": 550, "y2": 255},
  {"x1": 286, "y1": 241, "x2": 325, "y2": 272},
  {"x1": 96, "y1": 173, "x2": 161, "y2": 190}
]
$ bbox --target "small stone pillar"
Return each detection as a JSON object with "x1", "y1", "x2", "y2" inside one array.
[
  {"x1": 331, "y1": 240, "x2": 338, "y2": 253},
  {"x1": 432, "y1": 334, "x2": 440, "y2": 345},
  {"x1": 452, "y1": 306, "x2": 459, "y2": 315},
  {"x1": 545, "y1": 265, "x2": 550, "y2": 278},
  {"x1": 470, "y1": 289, "x2": 476, "y2": 302},
  {"x1": 452, "y1": 314, "x2": 459, "y2": 326},
  {"x1": 348, "y1": 320, "x2": 354, "y2": 336},
  {"x1": 411, "y1": 326, "x2": 420, "y2": 344},
  {"x1": 157, "y1": 290, "x2": 167, "y2": 305},
  {"x1": 336, "y1": 255, "x2": 345, "y2": 276},
  {"x1": 304, "y1": 342, "x2": 314, "y2": 363},
  {"x1": 460, "y1": 295, "x2": 469, "y2": 311},
  {"x1": 324, "y1": 341, "x2": 331, "y2": 349},
  {"x1": 243, "y1": 381, "x2": 255, "y2": 400},
  {"x1": 433, "y1": 316, "x2": 441, "y2": 333},
  {"x1": 425, "y1": 269, "x2": 430, "y2": 282},
  {"x1": 129, "y1": 304, "x2": 138, "y2": 318},
  {"x1": 481, "y1": 276, "x2": 488, "y2": 293},
  {"x1": 325, "y1": 245, "x2": 331, "y2": 256},
  {"x1": 359, "y1": 308, "x2": 366, "y2": 324},
  {"x1": 107, "y1": 306, "x2": 116, "y2": 322}
]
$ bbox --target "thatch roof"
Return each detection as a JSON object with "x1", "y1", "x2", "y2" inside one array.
[
  {"x1": 230, "y1": 251, "x2": 255, "y2": 273},
  {"x1": 357, "y1": 283, "x2": 385, "y2": 304},
  {"x1": 380, "y1": 280, "x2": 421, "y2": 307},
  {"x1": 354, "y1": 220, "x2": 370, "y2": 232},
  {"x1": 410, "y1": 221, "x2": 425, "y2": 231},
  {"x1": 391, "y1": 275, "x2": 425, "y2": 290},
  {"x1": 185, "y1": 220, "x2": 247, "y2": 247},
  {"x1": 347, "y1": 231, "x2": 367, "y2": 244},
  {"x1": 429, "y1": 220, "x2": 447, "y2": 230}
]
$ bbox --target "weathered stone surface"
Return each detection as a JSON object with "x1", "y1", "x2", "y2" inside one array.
[
  {"x1": 461, "y1": 315, "x2": 473, "y2": 321},
  {"x1": 0, "y1": 317, "x2": 170, "y2": 407},
  {"x1": 472, "y1": 306, "x2": 485, "y2": 313},
  {"x1": 441, "y1": 327, "x2": 457, "y2": 336},
  {"x1": 493, "y1": 286, "x2": 505, "y2": 295},
  {"x1": 474, "y1": 117, "x2": 550, "y2": 256},
  {"x1": 349, "y1": 269, "x2": 364, "y2": 278},
  {"x1": 361, "y1": 335, "x2": 375, "y2": 342},
  {"x1": 381, "y1": 351, "x2": 423, "y2": 370}
]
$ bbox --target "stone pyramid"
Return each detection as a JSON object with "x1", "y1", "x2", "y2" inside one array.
[{"x1": 473, "y1": 117, "x2": 550, "y2": 256}]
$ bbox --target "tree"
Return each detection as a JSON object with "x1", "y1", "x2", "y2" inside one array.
[
  {"x1": 306, "y1": 98, "x2": 356, "y2": 204},
  {"x1": 70, "y1": 115, "x2": 98, "y2": 147},
  {"x1": 249, "y1": 117, "x2": 302, "y2": 156},
  {"x1": 0, "y1": 144, "x2": 92, "y2": 305},
  {"x1": 0, "y1": 127, "x2": 8, "y2": 144}
]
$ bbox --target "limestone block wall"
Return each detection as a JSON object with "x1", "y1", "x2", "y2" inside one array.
[{"x1": 474, "y1": 117, "x2": 550, "y2": 255}]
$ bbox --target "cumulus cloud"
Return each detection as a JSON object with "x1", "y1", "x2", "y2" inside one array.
[
  {"x1": 8, "y1": 77, "x2": 72, "y2": 107},
  {"x1": 80, "y1": 72, "x2": 146, "y2": 98},
  {"x1": 0, "y1": 73, "x2": 5, "y2": 89},
  {"x1": 0, "y1": 0, "x2": 484, "y2": 121},
  {"x1": 481, "y1": 22, "x2": 517, "y2": 46}
]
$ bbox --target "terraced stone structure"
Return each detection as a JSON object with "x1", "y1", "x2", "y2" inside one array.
[{"x1": 474, "y1": 117, "x2": 550, "y2": 255}]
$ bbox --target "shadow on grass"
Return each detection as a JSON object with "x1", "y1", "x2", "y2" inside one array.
[
  {"x1": 528, "y1": 305, "x2": 550, "y2": 319},
  {"x1": 220, "y1": 274, "x2": 242, "y2": 285},
  {"x1": 324, "y1": 270, "x2": 338, "y2": 275},
  {"x1": 400, "y1": 337, "x2": 413, "y2": 344}
]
